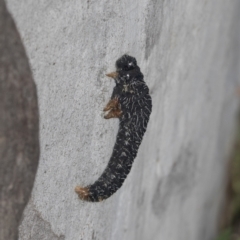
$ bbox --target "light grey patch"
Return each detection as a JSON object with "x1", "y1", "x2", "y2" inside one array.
[
  {"x1": 19, "y1": 199, "x2": 65, "y2": 240},
  {"x1": 196, "y1": 199, "x2": 216, "y2": 240},
  {"x1": 137, "y1": 190, "x2": 145, "y2": 208},
  {"x1": 96, "y1": 65, "x2": 108, "y2": 89},
  {"x1": 151, "y1": 144, "x2": 196, "y2": 219},
  {"x1": 145, "y1": 0, "x2": 165, "y2": 59},
  {"x1": 95, "y1": 70, "x2": 104, "y2": 88},
  {"x1": 99, "y1": 129, "x2": 108, "y2": 138}
]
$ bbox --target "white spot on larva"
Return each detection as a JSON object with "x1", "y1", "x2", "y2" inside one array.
[
  {"x1": 111, "y1": 174, "x2": 116, "y2": 179},
  {"x1": 125, "y1": 131, "x2": 130, "y2": 136},
  {"x1": 117, "y1": 164, "x2": 123, "y2": 168}
]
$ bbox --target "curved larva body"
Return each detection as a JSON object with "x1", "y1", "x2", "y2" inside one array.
[{"x1": 75, "y1": 55, "x2": 152, "y2": 202}]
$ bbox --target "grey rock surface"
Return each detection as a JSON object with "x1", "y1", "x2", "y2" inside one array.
[{"x1": 5, "y1": 0, "x2": 240, "y2": 239}]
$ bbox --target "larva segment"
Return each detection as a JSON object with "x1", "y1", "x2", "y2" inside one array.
[{"x1": 75, "y1": 54, "x2": 152, "y2": 202}]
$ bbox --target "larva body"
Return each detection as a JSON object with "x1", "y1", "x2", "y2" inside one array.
[{"x1": 75, "y1": 55, "x2": 152, "y2": 202}]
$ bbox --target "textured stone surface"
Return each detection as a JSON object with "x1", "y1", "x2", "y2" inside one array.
[
  {"x1": 0, "y1": 1, "x2": 39, "y2": 239},
  {"x1": 6, "y1": 0, "x2": 240, "y2": 239}
]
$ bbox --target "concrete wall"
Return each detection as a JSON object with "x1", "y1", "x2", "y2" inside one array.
[{"x1": 6, "y1": 0, "x2": 240, "y2": 239}]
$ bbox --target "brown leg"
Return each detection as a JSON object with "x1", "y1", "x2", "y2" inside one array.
[
  {"x1": 75, "y1": 186, "x2": 90, "y2": 201},
  {"x1": 103, "y1": 98, "x2": 119, "y2": 111},
  {"x1": 104, "y1": 108, "x2": 122, "y2": 119},
  {"x1": 103, "y1": 98, "x2": 122, "y2": 119}
]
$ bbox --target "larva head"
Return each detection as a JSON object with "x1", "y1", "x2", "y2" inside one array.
[
  {"x1": 106, "y1": 55, "x2": 142, "y2": 84},
  {"x1": 116, "y1": 54, "x2": 137, "y2": 71}
]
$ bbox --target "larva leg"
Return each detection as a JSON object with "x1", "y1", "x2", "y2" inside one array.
[
  {"x1": 104, "y1": 108, "x2": 122, "y2": 119},
  {"x1": 103, "y1": 98, "x2": 119, "y2": 111},
  {"x1": 75, "y1": 186, "x2": 90, "y2": 201}
]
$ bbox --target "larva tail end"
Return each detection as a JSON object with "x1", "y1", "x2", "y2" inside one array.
[{"x1": 75, "y1": 186, "x2": 90, "y2": 201}]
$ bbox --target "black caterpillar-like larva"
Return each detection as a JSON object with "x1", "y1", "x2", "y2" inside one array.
[{"x1": 75, "y1": 55, "x2": 152, "y2": 202}]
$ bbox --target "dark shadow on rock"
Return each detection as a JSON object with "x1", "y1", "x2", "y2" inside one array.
[
  {"x1": 19, "y1": 200, "x2": 65, "y2": 240},
  {"x1": 152, "y1": 144, "x2": 197, "y2": 219},
  {"x1": 145, "y1": 0, "x2": 165, "y2": 59},
  {"x1": 0, "y1": 1, "x2": 39, "y2": 240}
]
